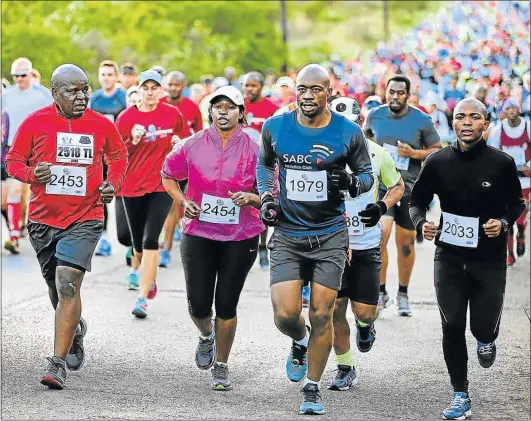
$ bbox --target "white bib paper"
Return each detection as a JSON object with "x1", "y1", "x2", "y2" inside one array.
[
  {"x1": 56, "y1": 132, "x2": 94, "y2": 165},
  {"x1": 345, "y1": 200, "x2": 365, "y2": 236},
  {"x1": 199, "y1": 194, "x2": 240, "y2": 225},
  {"x1": 286, "y1": 169, "x2": 327, "y2": 202},
  {"x1": 502, "y1": 146, "x2": 526, "y2": 167},
  {"x1": 46, "y1": 166, "x2": 87, "y2": 197},
  {"x1": 439, "y1": 211, "x2": 479, "y2": 248},
  {"x1": 383, "y1": 143, "x2": 410, "y2": 171}
]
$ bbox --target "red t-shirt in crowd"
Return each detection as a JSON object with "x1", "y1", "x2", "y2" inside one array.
[
  {"x1": 116, "y1": 102, "x2": 190, "y2": 197},
  {"x1": 243, "y1": 97, "x2": 279, "y2": 140},
  {"x1": 160, "y1": 97, "x2": 203, "y2": 134},
  {"x1": 5, "y1": 104, "x2": 128, "y2": 229}
]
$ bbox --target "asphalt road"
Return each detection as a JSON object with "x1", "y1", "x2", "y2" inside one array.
[{"x1": 1, "y1": 202, "x2": 530, "y2": 420}]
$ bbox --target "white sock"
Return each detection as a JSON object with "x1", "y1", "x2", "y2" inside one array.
[
  {"x1": 295, "y1": 329, "x2": 310, "y2": 348},
  {"x1": 304, "y1": 378, "x2": 320, "y2": 389},
  {"x1": 200, "y1": 330, "x2": 215, "y2": 340},
  {"x1": 101, "y1": 231, "x2": 108, "y2": 240},
  {"x1": 129, "y1": 269, "x2": 139, "y2": 276},
  {"x1": 216, "y1": 361, "x2": 228, "y2": 368}
]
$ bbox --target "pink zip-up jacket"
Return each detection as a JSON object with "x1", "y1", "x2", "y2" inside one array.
[{"x1": 161, "y1": 124, "x2": 265, "y2": 242}]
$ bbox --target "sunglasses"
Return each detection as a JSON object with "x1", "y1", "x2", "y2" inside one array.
[{"x1": 12, "y1": 74, "x2": 28, "y2": 78}]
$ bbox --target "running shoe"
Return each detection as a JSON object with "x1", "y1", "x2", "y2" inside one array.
[
  {"x1": 286, "y1": 326, "x2": 310, "y2": 382},
  {"x1": 3, "y1": 239, "x2": 20, "y2": 255},
  {"x1": 132, "y1": 297, "x2": 148, "y2": 318},
  {"x1": 66, "y1": 318, "x2": 87, "y2": 371},
  {"x1": 302, "y1": 285, "x2": 310, "y2": 307},
  {"x1": 173, "y1": 227, "x2": 182, "y2": 243},
  {"x1": 356, "y1": 321, "x2": 376, "y2": 353},
  {"x1": 327, "y1": 365, "x2": 358, "y2": 391},
  {"x1": 147, "y1": 279, "x2": 158, "y2": 300},
  {"x1": 516, "y1": 234, "x2": 526, "y2": 257},
  {"x1": 211, "y1": 363, "x2": 232, "y2": 391},
  {"x1": 40, "y1": 356, "x2": 67, "y2": 390},
  {"x1": 125, "y1": 247, "x2": 133, "y2": 267},
  {"x1": 159, "y1": 249, "x2": 171, "y2": 268},
  {"x1": 300, "y1": 383, "x2": 325, "y2": 415},
  {"x1": 258, "y1": 245, "x2": 269, "y2": 269},
  {"x1": 126, "y1": 272, "x2": 140, "y2": 290},
  {"x1": 196, "y1": 320, "x2": 216, "y2": 370},
  {"x1": 477, "y1": 341, "x2": 496, "y2": 368},
  {"x1": 506, "y1": 253, "x2": 516, "y2": 267},
  {"x1": 377, "y1": 291, "x2": 392, "y2": 310},
  {"x1": 396, "y1": 291, "x2": 412, "y2": 316},
  {"x1": 95, "y1": 238, "x2": 112, "y2": 256},
  {"x1": 442, "y1": 392, "x2": 472, "y2": 420}
]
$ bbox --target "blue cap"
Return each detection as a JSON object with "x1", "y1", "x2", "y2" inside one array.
[
  {"x1": 502, "y1": 98, "x2": 521, "y2": 112},
  {"x1": 138, "y1": 70, "x2": 162, "y2": 87}
]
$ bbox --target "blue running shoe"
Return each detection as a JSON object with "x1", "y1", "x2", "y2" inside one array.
[
  {"x1": 286, "y1": 327, "x2": 309, "y2": 382},
  {"x1": 477, "y1": 341, "x2": 496, "y2": 368},
  {"x1": 125, "y1": 247, "x2": 133, "y2": 267},
  {"x1": 302, "y1": 285, "x2": 310, "y2": 307},
  {"x1": 95, "y1": 238, "x2": 112, "y2": 256},
  {"x1": 159, "y1": 249, "x2": 171, "y2": 268},
  {"x1": 173, "y1": 227, "x2": 182, "y2": 243},
  {"x1": 132, "y1": 297, "x2": 148, "y2": 318},
  {"x1": 300, "y1": 383, "x2": 325, "y2": 415},
  {"x1": 442, "y1": 392, "x2": 472, "y2": 420},
  {"x1": 356, "y1": 321, "x2": 376, "y2": 353},
  {"x1": 126, "y1": 273, "x2": 140, "y2": 290},
  {"x1": 327, "y1": 365, "x2": 358, "y2": 391}
]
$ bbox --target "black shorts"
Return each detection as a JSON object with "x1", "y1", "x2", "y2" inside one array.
[
  {"x1": 122, "y1": 192, "x2": 173, "y2": 251},
  {"x1": 268, "y1": 228, "x2": 349, "y2": 291},
  {"x1": 379, "y1": 186, "x2": 415, "y2": 231},
  {"x1": 27, "y1": 220, "x2": 103, "y2": 287},
  {"x1": 181, "y1": 234, "x2": 258, "y2": 320},
  {"x1": 115, "y1": 196, "x2": 132, "y2": 247},
  {"x1": 337, "y1": 247, "x2": 381, "y2": 305}
]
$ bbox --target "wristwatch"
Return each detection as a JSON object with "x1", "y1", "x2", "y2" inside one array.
[
  {"x1": 260, "y1": 191, "x2": 274, "y2": 203},
  {"x1": 498, "y1": 218, "x2": 509, "y2": 233}
]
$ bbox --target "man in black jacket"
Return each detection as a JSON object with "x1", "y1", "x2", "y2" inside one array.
[{"x1": 409, "y1": 98, "x2": 525, "y2": 421}]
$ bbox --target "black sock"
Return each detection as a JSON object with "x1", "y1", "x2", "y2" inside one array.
[
  {"x1": 379, "y1": 284, "x2": 387, "y2": 294},
  {"x1": 398, "y1": 285, "x2": 408, "y2": 294}
]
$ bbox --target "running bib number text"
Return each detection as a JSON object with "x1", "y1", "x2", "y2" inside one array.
[
  {"x1": 45, "y1": 166, "x2": 87, "y2": 197},
  {"x1": 286, "y1": 169, "x2": 327, "y2": 202},
  {"x1": 439, "y1": 212, "x2": 479, "y2": 248},
  {"x1": 345, "y1": 200, "x2": 365, "y2": 236},
  {"x1": 383, "y1": 143, "x2": 410, "y2": 171},
  {"x1": 56, "y1": 132, "x2": 94, "y2": 165},
  {"x1": 199, "y1": 194, "x2": 240, "y2": 225}
]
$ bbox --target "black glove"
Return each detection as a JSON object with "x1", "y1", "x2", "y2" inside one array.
[
  {"x1": 358, "y1": 201, "x2": 388, "y2": 227},
  {"x1": 329, "y1": 168, "x2": 353, "y2": 190},
  {"x1": 260, "y1": 193, "x2": 280, "y2": 227}
]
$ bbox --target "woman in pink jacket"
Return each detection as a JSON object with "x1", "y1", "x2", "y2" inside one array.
[{"x1": 161, "y1": 86, "x2": 264, "y2": 391}]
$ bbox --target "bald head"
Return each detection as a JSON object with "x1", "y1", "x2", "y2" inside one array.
[
  {"x1": 296, "y1": 64, "x2": 330, "y2": 89},
  {"x1": 168, "y1": 71, "x2": 187, "y2": 83},
  {"x1": 453, "y1": 97, "x2": 488, "y2": 119},
  {"x1": 51, "y1": 64, "x2": 89, "y2": 119},
  {"x1": 51, "y1": 64, "x2": 88, "y2": 90}
]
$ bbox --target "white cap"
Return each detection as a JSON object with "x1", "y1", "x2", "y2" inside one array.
[
  {"x1": 276, "y1": 76, "x2": 294, "y2": 88},
  {"x1": 210, "y1": 86, "x2": 244, "y2": 106},
  {"x1": 330, "y1": 97, "x2": 360, "y2": 122},
  {"x1": 213, "y1": 77, "x2": 229, "y2": 90}
]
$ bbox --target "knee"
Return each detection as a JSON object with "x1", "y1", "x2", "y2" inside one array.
[
  {"x1": 274, "y1": 308, "x2": 300, "y2": 329},
  {"x1": 142, "y1": 239, "x2": 158, "y2": 250},
  {"x1": 55, "y1": 268, "x2": 83, "y2": 299},
  {"x1": 188, "y1": 299, "x2": 212, "y2": 320},
  {"x1": 309, "y1": 306, "x2": 333, "y2": 332},
  {"x1": 215, "y1": 301, "x2": 237, "y2": 320},
  {"x1": 442, "y1": 320, "x2": 466, "y2": 341},
  {"x1": 352, "y1": 304, "x2": 377, "y2": 323}
]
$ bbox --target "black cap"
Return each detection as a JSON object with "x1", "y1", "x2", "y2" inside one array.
[{"x1": 121, "y1": 63, "x2": 137, "y2": 75}]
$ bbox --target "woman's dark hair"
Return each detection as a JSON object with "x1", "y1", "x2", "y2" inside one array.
[
  {"x1": 208, "y1": 102, "x2": 248, "y2": 126},
  {"x1": 386, "y1": 75, "x2": 411, "y2": 94}
]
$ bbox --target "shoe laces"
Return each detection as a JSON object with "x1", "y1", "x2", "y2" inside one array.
[
  {"x1": 46, "y1": 357, "x2": 65, "y2": 375},
  {"x1": 478, "y1": 342, "x2": 494, "y2": 356},
  {"x1": 449, "y1": 393, "x2": 469, "y2": 410},
  {"x1": 198, "y1": 335, "x2": 215, "y2": 354},
  {"x1": 212, "y1": 363, "x2": 229, "y2": 380},
  {"x1": 302, "y1": 384, "x2": 321, "y2": 403},
  {"x1": 291, "y1": 343, "x2": 307, "y2": 366},
  {"x1": 397, "y1": 293, "x2": 409, "y2": 308},
  {"x1": 334, "y1": 367, "x2": 352, "y2": 381}
]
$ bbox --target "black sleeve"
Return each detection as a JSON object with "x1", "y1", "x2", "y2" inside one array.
[
  {"x1": 409, "y1": 155, "x2": 437, "y2": 230},
  {"x1": 362, "y1": 111, "x2": 374, "y2": 138},
  {"x1": 256, "y1": 120, "x2": 277, "y2": 195},
  {"x1": 347, "y1": 131, "x2": 373, "y2": 196},
  {"x1": 501, "y1": 158, "x2": 526, "y2": 225}
]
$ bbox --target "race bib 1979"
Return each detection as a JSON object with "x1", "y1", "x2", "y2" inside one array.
[
  {"x1": 286, "y1": 169, "x2": 327, "y2": 202},
  {"x1": 45, "y1": 165, "x2": 87, "y2": 197},
  {"x1": 199, "y1": 194, "x2": 240, "y2": 225},
  {"x1": 56, "y1": 132, "x2": 94, "y2": 165},
  {"x1": 383, "y1": 143, "x2": 410, "y2": 171},
  {"x1": 345, "y1": 200, "x2": 364, "y2": 236},
  {"x1": 439, "y1": 211, "x2": 479, "y2": 248}
]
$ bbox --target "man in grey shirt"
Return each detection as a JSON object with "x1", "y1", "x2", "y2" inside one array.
[
  {"x1": 363, "y1": 75, "x2": 442, "y2": 316},
  {"x1": 2, "y1": 57, "x2": 53, "y2": 254}
]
